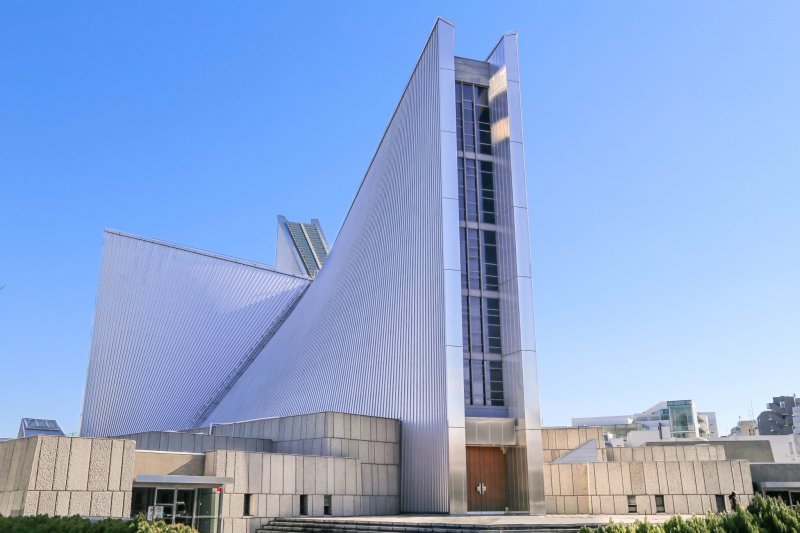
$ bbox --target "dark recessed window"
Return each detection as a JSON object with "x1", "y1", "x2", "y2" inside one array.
[
  {"x1": 655, "y1": 495, "x2": 665, "y2": 513},
  {"x1": 243, "y1": 494, "x2": 253, "y2": 517},
  {"x1": 323, "y1": 495, "x2": 332, "y2": 516},
  {"x1": 627, "y1": 496, "x2": 637, "y2": 513},
  {"x1": 299, "y1": 495, "x2": 308, "y2": 516}
]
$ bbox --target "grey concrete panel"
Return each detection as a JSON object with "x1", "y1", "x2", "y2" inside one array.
[
  {"x1": 283, "y1": 455, "x2": 296, "y2": 495},
  {"x1": 88, "y1": 440, "x2": 112, "y2": 491},
  {"x1": 68, "y1": 491, "x2": 91, "y2": 516},
  {"x1": 279, "y1": 494, "x2": 293, "y2": 517},
  {"x1": 630, "y1": 463, "x2": 645, "y2": 494},
  {"x1": 717, "y1": 461, "x2": 734, "y2": 494},
  {"x1": 90, "y1": 492, "x2": 112, "y2": 517},
  {"x1": 120, "y1": 441, "x2": 135, "y2": 491},
  {"x1": 23, "y1": 491, "x2": 39, "y2": 516},
  {"x1": 666, "y1": 462, "x2": 682, "y2": 494},
  {"x1": 108, "y1": 440, "x2": 123, "y2": 491},
  {"x1": 334, "y1": 459, "x2": 346, "y2": 495},
  {"x1": 593, "y1": 463, "x2": 608, "y2": 495},
  {"x1": 38, "y1": 491, "x2": 56, "y2": 516},
  {"x1": 35, "y1": 437, "x2": 58, "y2": 491},
  {"x1": 270, "y1": 455, "x2": 284, "y2": 494},
  {"x1": 702, "y1": 462, "x2": 720, "y2": 494},
  {"x1": 55, "y1": 491, "x2": 70, "y2": 516},
  {"x1": 248, "y1": 453, "x2": 262, "y2": 493},
  {"x1": 111, "y1": 491, "x2": 124, "y2": 517},
  {"x1": 362, "y1": 463, "x2": 373, "y2": 495},
  {"x1": 679, "y1": 461, "x2": 697, "y2": 494},
  {"x1": 693, "y1": 462, "x2": 706, "y2": 493},
  {"x1": 66, "y1": 439, "x2": 92, "y2": 491},
  {"x1": 266, "y1": 494, "x2": 279, "y2": 517},
  {"x1": 233, "y1": 452, "x2": 248, "y2": 493},
  {"x1": 643, "y1": 462, "x2": 660, "y2": 494}
]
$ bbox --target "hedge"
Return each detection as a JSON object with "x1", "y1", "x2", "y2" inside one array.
[
  {"x1": 0, "y1": 514, "x2": 197, "y2": 533},
  {"x1": 578, "y1": 494, "x2": 800, "y2": 533}
]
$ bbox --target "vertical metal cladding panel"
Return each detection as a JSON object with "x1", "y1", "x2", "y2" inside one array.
[
  {"x1": 207, "y1": 20, "x2": 454, "y2": 513},
  {"x1": 80, "y1": 231, "x2": 310, "y2": 437},
  {"x1": 487, "y1": 34, "x2": 546, "y2": 513}
]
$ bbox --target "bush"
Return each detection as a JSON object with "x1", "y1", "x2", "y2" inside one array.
[
  {"x1": 579, "y1": 495, "x2": 800, "y2": 533},
  {"x1": 0, "y1": 514, "x2": 198, "y2": 533}
]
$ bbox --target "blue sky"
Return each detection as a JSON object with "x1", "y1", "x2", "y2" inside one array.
[{"x1": 1, "y1": 2, "x2": 798, "y2": 438}]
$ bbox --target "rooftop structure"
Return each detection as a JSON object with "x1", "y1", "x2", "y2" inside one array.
[{"x1": 17, "y1": 418, "x2": 64, "y2": 438}]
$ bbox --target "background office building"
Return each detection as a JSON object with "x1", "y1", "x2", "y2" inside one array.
[{"x1": 572, "y1": 400, "x2": 718, "y2": 447}]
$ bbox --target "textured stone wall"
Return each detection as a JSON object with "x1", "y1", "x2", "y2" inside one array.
[
  {"x1": 541, "y1": 427, "x2": 605, "y2": 463},
  {"x1": 604, "y1": 444, "x2": 726, "y2": 462},
  {"x1": 118, "y1": 431, "x2": 271, "y2": 454},
  {"x1": 205, "y1": 449, "x2": 398, "y2": 533},
  {"x1": 0, "y1": 436, "x2": 134, "y2": 518},
  {"x1": 544, "y1": 459, "x2": 753, "y2": 515}
]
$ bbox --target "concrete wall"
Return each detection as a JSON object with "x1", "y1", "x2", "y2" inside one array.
[
  {"x1": 542, "y1": 427, "x2": 605, "y2": 463},
  {"x1": 544, "y1": 460, "x2": 753, "y2": 515},
  {"x1": 205, "y1": 450, "x2": 399, "y2": 533},
  {"x1": 133, "y1": 451, "x2": 205, "y2": 476},
  {"x1": 606, "y1": 445, "x2": 726, "y2": 462},
  {"x1": 649, "y1": 440, "x2": 773, "y2": 463},
  {"x1": 119, "y1": 431, "x2": 271, "y2": 454},
  {"x1": 0, "y1": 436, "x2": 134, "y2": 518},
  {"x1": 750, "y1": 462, "x2": 800, "y2": 484}
]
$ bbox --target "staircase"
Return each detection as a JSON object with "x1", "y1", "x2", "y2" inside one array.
[{"x1": 257, "y1": 517, "x2": 593, "y2": 533}]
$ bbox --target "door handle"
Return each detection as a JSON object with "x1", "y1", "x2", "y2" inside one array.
[{"x1": 476, "y1": 482, "x2": 487, "y2": 495}]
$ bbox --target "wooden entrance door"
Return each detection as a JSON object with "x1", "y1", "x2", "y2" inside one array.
[{"x1": 466, "y1": 446, "x2": 507, "y2": 512}]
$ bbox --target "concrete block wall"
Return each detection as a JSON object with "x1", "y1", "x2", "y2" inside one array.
[
  {"x1": 205, "y1": 449, "x2": 398, "y2": 533},
  {"x1": 118, "y1": 431, "x2": 271, "y2": 454},
  {"x1": 542, "y1": 427, "x2": 604, "y2": 463},
  {"x1": 604, "y1": 445, "x2": 726, "y2": 463},
  {"x1": 0, "y1": 436, "x2": 134, "y2": 518},
  {"x1": 544, "y1": 459, "x2": 753, "y2": 515}
]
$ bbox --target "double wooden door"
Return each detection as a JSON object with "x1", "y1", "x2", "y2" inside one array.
[{"x1": 466, "y1": 446, "x2": 507, "y2": 512}]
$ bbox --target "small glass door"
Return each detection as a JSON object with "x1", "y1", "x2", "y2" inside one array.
[
  {"x1": 175, "y1": 489, "x2": 195, "y2": 526},
  {"x1": 155, "y1": 488, "x2": 175, "y2": 523}
]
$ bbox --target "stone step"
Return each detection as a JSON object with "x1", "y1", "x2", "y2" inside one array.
[{"x1": 256, "y1": 518, "x2": 587, "y2": 533}]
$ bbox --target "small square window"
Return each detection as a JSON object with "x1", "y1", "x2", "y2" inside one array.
[
  {"x1": 655, "y1": 495, "x2": 665, "y2": 513},
  {"x1": 627, "y1": 495, "x2": 637, "y2": 513}
]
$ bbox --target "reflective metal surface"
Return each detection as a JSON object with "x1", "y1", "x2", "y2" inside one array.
[
  {"x1": 206, "y1": 20, "x2": 457, "y2": 513},
  {"x1": 487, "y1": 34, "x2": 546, "y2": 514},
  {"x1": 80, "y1": 231, "x2": 310, "y2": 437}
]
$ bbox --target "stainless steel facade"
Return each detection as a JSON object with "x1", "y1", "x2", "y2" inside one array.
[
  {"x1": 486, "y1": 33, "x2": 546, "y2": 514},
  {"x1": 79, "y1": 231, "x2": 310, "y2": 437},
  {"x1": 206, "y1": 20, "x2": 457, "y2": 513},
  {"x1": 80, "y1": 20, "x2": 544, "y2": 515}
]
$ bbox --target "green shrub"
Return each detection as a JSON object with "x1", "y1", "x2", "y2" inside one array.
[
  {"x1": 0, "y1": 514, "x2": 197, "y2": 533},
  {"x1": 746, "y1": 493, "x2": 800, "y2": 532},
  {"x1": 580, "y1": 495, "x2": 800, "y2": 533}
]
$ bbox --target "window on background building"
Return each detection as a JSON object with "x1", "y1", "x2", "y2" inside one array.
[{"x1": 628, "y1": 496, "x2": 637, "y2": 513}]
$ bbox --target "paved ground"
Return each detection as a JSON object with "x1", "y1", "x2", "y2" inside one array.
[{"x1": 288, "y1": 514, "x2": 675, "y2": 526}]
